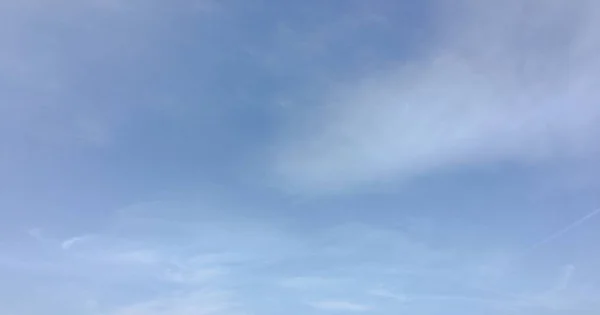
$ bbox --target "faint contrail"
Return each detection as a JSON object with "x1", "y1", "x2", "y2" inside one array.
[
  {"x1": 532, "y1": 208, "x2": 600, "y2": 249},
  {"x1": 554, "y1": 264, "x2": 575, "y2": 291}
]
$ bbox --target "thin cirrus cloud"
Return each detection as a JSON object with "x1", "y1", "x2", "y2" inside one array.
[
  {"x1": 13, "y1": 198, "x2": 600, "y2": 315},
  {"x1": 18, "y1": 213, "x2": 240, "y2": 314},
  {"x1": 274, "y1": 0, "x2": 600, "y2": 193}
]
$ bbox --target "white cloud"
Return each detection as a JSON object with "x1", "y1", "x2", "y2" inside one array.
[
  {"x1": 61, "y1": 235, "x2": 90, "y2": 250},
  {"x1": 308, "y1": 300, "x2": 372, "y2": 312},
  {"x1": 274, "y1": 0, "x2": 600, "y2": 193}
]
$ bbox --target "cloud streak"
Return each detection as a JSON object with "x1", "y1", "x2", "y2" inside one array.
[
  {"x1": 532, "y1": 208, "x2": 600, "y2": 248},
  {"x1": 274, "y1": 0, "x2": 600, "y2": 193}
]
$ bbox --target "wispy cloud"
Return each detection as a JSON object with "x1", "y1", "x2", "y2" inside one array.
[
  {"x1": 274, "y1": 0, "x2": 600, "y2": 193},
  {"x1": 555, "y1": 264, "x2": 576, "y2": 291},
  {"x1": 11, "y1": 197, "x2": 600, "y2": 315},
  {"x1": 61, "y1": 235, "x2": 90, "y2": 250},
  {"x1": 5, "y1": 3, "x2": 600, "y2": 314}
]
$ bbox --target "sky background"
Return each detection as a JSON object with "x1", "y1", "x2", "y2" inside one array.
[{"x1": 2, "y1": 0, "x2": 600, "y2": 314}]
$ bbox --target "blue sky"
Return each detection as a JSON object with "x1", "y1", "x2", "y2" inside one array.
[{"x1": 2, "y1": 0, "x2": 600, "y2": 314}]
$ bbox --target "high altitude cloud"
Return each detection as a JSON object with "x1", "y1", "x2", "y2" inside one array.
[
  {"x1": 16, "y1": 194, "x2": 600, "y2": 314},
  {"x1": 274, "y1": 0, "x2": 600, "y2": 193}
]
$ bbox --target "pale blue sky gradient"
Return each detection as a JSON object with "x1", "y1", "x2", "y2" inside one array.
[{"x1": 2, "y1": 0, "x2": 600, "y2": 314}]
